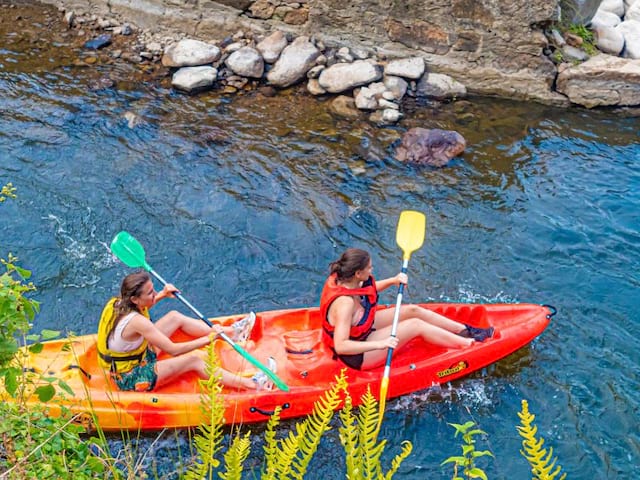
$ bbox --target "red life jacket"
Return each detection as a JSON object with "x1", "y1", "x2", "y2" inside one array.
[{"x1": 320, "y1": 273, "x2": 378, "y2": 350}]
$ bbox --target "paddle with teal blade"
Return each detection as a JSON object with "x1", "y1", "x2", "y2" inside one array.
[
  {"x1": 110, "y1": 231, "x2": 290, "y2": 392},
  {"x1": 377, "y1": 210, "x2": 426, "y2": 430}
]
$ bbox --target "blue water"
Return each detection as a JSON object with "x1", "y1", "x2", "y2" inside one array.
[{"x1": 1, "y1": 3, "x2": 639, "y2": 478}]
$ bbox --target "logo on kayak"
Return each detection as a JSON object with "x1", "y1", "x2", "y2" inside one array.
[{"x1": 437, "y1": 361, "x2": 468, "y2": 378}]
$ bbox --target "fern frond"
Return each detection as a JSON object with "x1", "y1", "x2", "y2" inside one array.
[
  {"x1": 338, "y1": 393, "x2": 359, "y2": 478},
  {"x1": 183, "y1": 342, "x2": 227, "y2": 480},
  {"x1": 262, "y1": 370, "x2": 349, "y2": 480},
  {"x1": 219, "y1": 432, "x2": 251, "y2": 480},
  {"x1": 384, "y1": 440, "x2": 413, "y2": 480},
  {"x1": 517, "y1": 400, "x2": 567, "y2": 480},
  {"x1": 262, "y1": 405, "x2": 283, "y2": 480},
  {"x1": 357, "y1": 387, "x2": 385, "y2": 479}
]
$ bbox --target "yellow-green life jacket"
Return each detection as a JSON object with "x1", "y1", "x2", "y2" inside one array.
[{"x1": 97, "y1": 297, "x2": 150, "y2": 373}]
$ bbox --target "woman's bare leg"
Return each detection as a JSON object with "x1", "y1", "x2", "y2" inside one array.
[
  {"x1": 361, "y1": 318, "x2": 473, "y2": 369},
  {"x1": 154, "y1": 310, "x2": 213, "y2": 338},
  {"x1": 374, "y1": 305, "x2": 467, "y2": 333},
  {"x1": 155, "y1": 350, "x2": 259, "y2": 390}
]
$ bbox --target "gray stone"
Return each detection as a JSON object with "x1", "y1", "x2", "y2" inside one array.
[
  {"x1": 383, "y1": 75, "x2": 408, "y2": 100},
  {"x1": 257, "y1": 30, "x2": 288, "y2": 63},
  {"x1": 307, "y1": 78, "x2": 327, "y2": 95},
  {"x1": 163, "y1": 39, "x2": 221, "y2": 67},
  {"x1": 370, "y1": 109, "x2": 402, "y2": 125},
  {"x1": 267, "y1": 36, "x2": 320, "y2": 88},
  {"x1": 318, "y1": 60, "x2": 383, "y2": 93},
  {"x1": 385, "y1": 57, "x2": 425, "y2": 79},
  {"x1": 589, "y1": 9, "x2": 622, "y2": 28},
  {"x1": 172, "y1": 66, "x2": 217, "y2": 92},
  {"x1": 562, "y1": 45, "x2": 590, "y2": 62},
  {"x1": 593, "y1": 25, "x2": 625, "y2": 55},
  {"x1": 416, "y1": 72, "x2": 467, "y2": 100},
  {"x1": 225, "y1": 46, "x2": 264, "y2": 78}
]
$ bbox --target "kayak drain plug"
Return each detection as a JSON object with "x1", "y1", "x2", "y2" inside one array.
[{"x1": 409, "y1": 364, "x2": 416, "y2": 370}]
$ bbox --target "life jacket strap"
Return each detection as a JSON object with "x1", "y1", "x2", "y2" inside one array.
[{"x1": 98, "y1": 350, "x2": 145, "y2": 372}]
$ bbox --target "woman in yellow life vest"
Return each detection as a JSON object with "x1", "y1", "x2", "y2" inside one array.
[{"x1": 98, "y1": 271, "x2": 275, "y2": 392}]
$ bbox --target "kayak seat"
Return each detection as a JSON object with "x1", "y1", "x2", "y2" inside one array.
[{"x1": 284, "y1": 330, "x2": 322, "y2": 363}]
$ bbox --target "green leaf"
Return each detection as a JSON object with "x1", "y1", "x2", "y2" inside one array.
[
  {"x1": 57, "y1": 379, "x2": 74, "y2": 396},
  {"x1": 467, "y1": 467, "x2": 488, "y2": 479},
  {"x1": 13, "y1": 265, "x2": 31, "y2": 279},
  {"x1": 4, "y1": 368, "x2": 19, "y2": 397},
  {"x1": 41, "y1": 329, "x2": 60, "y2": 340},
  {"x1": 28, "y1": 342, "x2": 43, "y2": 354},
  {"x1": 35, "y1": 384, "x2": 56, "y2": 402},
  {"x1": 0, "y1": 338, "x2": 18, "y2": 355}
]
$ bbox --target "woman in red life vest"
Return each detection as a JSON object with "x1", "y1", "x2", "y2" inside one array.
[
  {"x1": 320, "y1": 248, "x2": 493, "y2": 370},
  {"x1": 97, "y1": 271, "x2": 275, "y2": 391}
]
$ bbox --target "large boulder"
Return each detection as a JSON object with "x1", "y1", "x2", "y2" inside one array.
[
  {"x1": 395, "y1": 128, "x2": 466, "y2": 167},
  {"x1": 556, "y1": 54, "x2": 640, "y2": 107}
]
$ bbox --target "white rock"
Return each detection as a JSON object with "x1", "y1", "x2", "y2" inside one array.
[
  {"x1": 626, "y1": 1, "x2": 640, "y2": 21},
  {"x1": 590, "y1": 9, "x2": 622, "y2": 28},
  {"x1": 257, "y1": 31, "x2": 289, "y2": 64},
  {"x1": 225, "y1": 47, "x2": 264, "y2": 78},
  {"x1": 593, "y1": 24, "x2": 625, "y2": 55},
  {"x1": 385, "y1": 57, "x2": 425, "y2": 79},
  {"x1": 267, "y1": 36, "x2": 321, "y2": 88},
  {"x1": 383, "y1": 75, "x2": 408, "y2": 100},
  {"x1": 318, "y1": 60, "x2": 383, "y2": 93},
  {"x1": 172, "y1": 66, "x2": 217, "y2": 92},
  {"x1": 307, "y1": 78, "x2": 327, "y2": 95},
  {"x1": 616, "y1": 20, "x2": 640, "y2": 58},
  {"x1": 162, "y1": 39, "x2": 221, "y2": 67},
  {"x1": 598, "y1": 0, "x2": 625, "y2": 16},
  {"x1": 354, "y1": 87, "x2": 379, "y2": 109},
  {"x1": 416, "y1": 73, "x2": 467, "y2": 100}
]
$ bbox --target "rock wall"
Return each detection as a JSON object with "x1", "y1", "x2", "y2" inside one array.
[{"x1": 39, "y1": 0, "x2": 571, "y2": 105}]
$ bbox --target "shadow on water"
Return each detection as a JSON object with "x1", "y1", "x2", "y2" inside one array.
[{"x1": 2, "y1": 2, "x2": 640, "y2": 478}]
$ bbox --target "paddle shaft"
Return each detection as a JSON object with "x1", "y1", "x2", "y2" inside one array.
[
  {"x1": 147, "y1": 268, "x2": 289, "y2": 392},
  {"x1": 381, "y1": 260, "x2": 408, "y2": 383},
  {"x1": 148, "y1": 268, "x2": 213, "y2": 327}
]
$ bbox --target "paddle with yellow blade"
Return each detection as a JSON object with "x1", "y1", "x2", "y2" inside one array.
[
  {"x1": 377, "y1": 210, "x2": 426, "y2": 429},
  {"x1": 110, "y1": 231, "x2": 289, "y2": 392}
]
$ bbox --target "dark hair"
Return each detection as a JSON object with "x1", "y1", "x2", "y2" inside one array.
[
  {"x1": 114, "y1": 271, "x2": 151, "y2": 319},
  {"x1": 329, "y1": 248, "x2": 371, "y2": 281}
]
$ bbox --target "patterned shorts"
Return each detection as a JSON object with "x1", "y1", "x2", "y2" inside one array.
[{"x1": 113, "y1": 349, "x2": 158, "y2": 392}]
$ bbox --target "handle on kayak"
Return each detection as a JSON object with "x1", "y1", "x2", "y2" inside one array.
[
  {"x1": 542, "y1": 304, "x2": 557, "y2": 318},
  {"x1": 249, "y1": 403, "x2": 290, "y2": 417}
]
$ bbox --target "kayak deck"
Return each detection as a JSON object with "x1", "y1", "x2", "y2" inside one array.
[{"x1": 16, "y1": 303, "x2": 552, "y2": 431}]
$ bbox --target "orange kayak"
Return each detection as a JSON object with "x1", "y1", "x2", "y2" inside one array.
[{"x1": 13, "y1": 303, "x2": 554, "y2": 431}]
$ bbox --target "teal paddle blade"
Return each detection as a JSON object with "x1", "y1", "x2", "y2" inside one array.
[{"x1": 110, "y1": 231, "x2": 151, "y2": 270}]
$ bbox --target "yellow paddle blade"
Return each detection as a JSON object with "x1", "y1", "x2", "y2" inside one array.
[{"x1": 396, "y1": 210, "x2": 426, "y2": 260}]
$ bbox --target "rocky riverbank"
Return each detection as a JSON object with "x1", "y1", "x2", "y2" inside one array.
[{"x1": 4, "y1": 0, "x2": 640, "y2": 115}]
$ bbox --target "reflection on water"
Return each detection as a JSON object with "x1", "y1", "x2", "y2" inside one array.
[{"x1": 1, "y1": 2, "x2": 640, "y2": 478}]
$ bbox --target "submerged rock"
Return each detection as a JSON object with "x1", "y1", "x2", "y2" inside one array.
[{"x1": 395, "y1": 127, "x2": 466, "y2": 167}]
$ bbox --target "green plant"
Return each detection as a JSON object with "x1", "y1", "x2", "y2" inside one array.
[
  {"x1": 442, "y1": 421, "x2": 493, "y2": 480},
  {"x1": 568, "y1": 23, "x2": 597, "y2": 55},
  {"x1": 339, "y1": 385, "x2": 412, "y2": 479},
  {"x1": 184, "y1": 342, "x2": 250, "y2": 480},
  {"x1": 517, "y1": 399, "x2": 566, "y2": 480},
  {"x1": 0, "y1": 254, "x2": 40, "y2": 368}
]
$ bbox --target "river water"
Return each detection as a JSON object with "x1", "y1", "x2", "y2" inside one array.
[{"x1": 1, "y1": 2, "x2": 639, "y2": 478}]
